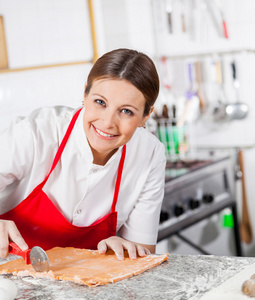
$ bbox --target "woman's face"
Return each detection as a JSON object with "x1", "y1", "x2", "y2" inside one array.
[{"x1": 83, "y1": 78, "x2": 152, "y2": 164}]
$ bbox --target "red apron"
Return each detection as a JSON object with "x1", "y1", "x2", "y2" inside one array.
[{"x1": 0, "y1": 108, "x2": 126, "y2": 250}]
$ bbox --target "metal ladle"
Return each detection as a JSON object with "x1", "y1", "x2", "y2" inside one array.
[
  {"x1": 225, "y1": 102, "x2": 249, "y2": 120},
  {"x1": 225, "y1": 61, "x2": 249, "y2": 120}
]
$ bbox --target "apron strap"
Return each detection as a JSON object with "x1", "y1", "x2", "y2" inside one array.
[
  {"x1": 47, "y1": 108, "x2": 83, "y2": 176},
  {"x1": 32, "y1": 108, "x2": 83, "y2": 193},
  {"x1": 111, "y1": 144, "x2": 126, "y2": 213}
]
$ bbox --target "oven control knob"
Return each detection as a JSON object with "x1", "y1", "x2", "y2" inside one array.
[
  {"x1": 160, "y1": 211, "x2": 170, "y2": 223},
  {"x1": 174, "y1": 204, "x2": 185, "y2": 217},
  {"x1": 189, "y1": 198, "x2": 200, "y2": 210},
  {"x1": 203, "y1": 193, "x2": 214, "y2": 204}
]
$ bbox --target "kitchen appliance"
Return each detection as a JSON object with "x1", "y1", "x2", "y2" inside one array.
[{"x1": 158, "y1": 155, "x2": 242, "y2": 256}]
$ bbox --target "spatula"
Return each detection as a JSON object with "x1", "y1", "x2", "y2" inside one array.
[
  {"x1": 238, "y1": 150, "x2": 253, "y2": 243},
  {"x1": 9, "y1": 242, "x2": 50, "y2": 272}
]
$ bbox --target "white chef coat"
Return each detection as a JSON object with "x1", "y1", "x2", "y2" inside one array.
[{"x1": 0, "y1": 106, "x2": 166, "y2": 245}]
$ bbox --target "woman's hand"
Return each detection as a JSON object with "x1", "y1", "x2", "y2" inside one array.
[
  {"x1": 0, "y1": 220, "x2": 28, "y2": 258},
  {"x1": 97, "y1": 236, "x2": 154, "y2": 260}
]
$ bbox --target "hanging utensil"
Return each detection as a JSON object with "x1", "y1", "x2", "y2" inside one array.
[
  {"x1": 214, "y1": 0, "x2": 229, "y2": 38},
  {"x1": 213, "y1": 60, "x2": 228, "y2": 121},
  {"x1": 161, "y1": 56, "x2": 171, "y2": 91},
  {"x1": 178, "y1": 62, "x2": 200, "y2": 126},
  {"x1": 195, "y1": 61, "x2": 206, "y2": 113},
  {"x1": 203, "y1": 0, "x2": 228, "y2": 38},
  {"x1": 225, "y1": 61, "x2": 249, "y2": 120},
  {"x1": 180, "y1": 0, "x2": 186, "y2": 33},
  {"x1": 186, "y1": 62, "x2": 196, "y2": 100},
  {"x1": 9, "y1": 242, "x2": 50, "y2": 272},
  {"x1": 202, "y1": 58, "x2": 229, "y2": 130},
  {"x1": 165, "y1": 0, "x2": 173, "y2": 34},
  {"x1": 203, "y1": 0, "x2": 222, "y2": 38}
]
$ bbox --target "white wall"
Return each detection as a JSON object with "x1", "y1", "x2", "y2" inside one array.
[
  {"x1": 0, "y1": 65, "x2": 90, "y2": 129},
  {"x1": 0, "y1": 0, "x2": 93, "y2": 129}
]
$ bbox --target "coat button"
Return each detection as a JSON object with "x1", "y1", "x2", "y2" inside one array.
[{"x1": 77, "y1": 209, "x2": 82, "y2": 214}]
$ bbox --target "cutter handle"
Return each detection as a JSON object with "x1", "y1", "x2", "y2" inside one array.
[{"x1": 9, "y1": 242, "x2": 31, "y2": 264}]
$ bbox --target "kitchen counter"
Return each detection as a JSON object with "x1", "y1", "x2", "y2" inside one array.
[{"x1": 1, "y1": 254, "x2": 255, "y2": 299}]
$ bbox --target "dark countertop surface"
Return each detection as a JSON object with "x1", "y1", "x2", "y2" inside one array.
[{"x1": 1, "y1": 253, "x2": 255, "y2": 299}]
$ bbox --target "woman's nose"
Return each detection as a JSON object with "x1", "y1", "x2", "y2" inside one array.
[{"x1": 103, "y1": 110, "x2": 116, "y2": 128}]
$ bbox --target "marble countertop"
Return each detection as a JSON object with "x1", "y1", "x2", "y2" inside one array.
[{"x1": 1, "y1": 254, "x2": 255, "y2": 299}]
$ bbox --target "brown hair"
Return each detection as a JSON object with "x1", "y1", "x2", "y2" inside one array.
[{"x1": 85, "y1": 48, "x2": 159, "y2": 116}]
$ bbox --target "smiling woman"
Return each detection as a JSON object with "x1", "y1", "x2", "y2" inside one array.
[
  {"x1": 0, "y1": 48, "x2": 166, "y2": 261},
  {"x1": 83, "y1": 79, "x2": 150, "y2": 165},
  {"x1": 83, "y1": 49, "x2": 159, "y2": 165}
]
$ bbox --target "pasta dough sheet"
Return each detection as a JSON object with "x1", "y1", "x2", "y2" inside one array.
[{"x1": 0, "y1": 247, "x2": 168, "y2": 287}]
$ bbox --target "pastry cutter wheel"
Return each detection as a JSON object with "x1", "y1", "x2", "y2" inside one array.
[{"x1": 9, "y1": 242, "x2": 50, "y2": 272}]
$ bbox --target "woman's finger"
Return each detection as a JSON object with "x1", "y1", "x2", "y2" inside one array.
[
  {"x1": 122, "y1": 241, "x2": 137, "y2": 260},
  {"x1": 136, "y1": 245, "x2": 151, "y2": 257},
  {"x1": 0, "y1": 220, "x2": 28, "y2": 259},
  {"x1": 107, "y1": 241, "x2": 125, "y2": 261},
  {"x1": 144, "y1": 247, "x2": 151, "y2": 255},
  {"x1": 136, "y1": 245, "x2": 146, "y2": 257},
  {"x1": 8, "y1": 222, "x2": 28, "y2": 251},
  {"x1": 97, "y1": 236, "x2": 151, "y2": 260},
  {"x1": 97, "y1": 240, "x2": 107, "y2": 254},
  {"x1": 0, "y1": 221, "x2": 10, "y2": 258},
  {"x1": 98, "y1": 237, "x2": 125, "y2": 260}
]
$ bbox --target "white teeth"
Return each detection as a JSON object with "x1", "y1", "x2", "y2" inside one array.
[{"x1": 95, "y1": 127, "x2": 114, "y2": 137}]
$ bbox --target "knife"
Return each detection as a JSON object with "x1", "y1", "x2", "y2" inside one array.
[
  {"x1": 9, "y1": 242, "x2": 50, "y2": 272},
  {"x1": 165, "y1": 0, "x2": 173, "y2": 34}
]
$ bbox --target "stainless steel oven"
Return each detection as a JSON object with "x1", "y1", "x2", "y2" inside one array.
[{"x1": 157, "y1": 156, "x2": 242, "y2": 256}]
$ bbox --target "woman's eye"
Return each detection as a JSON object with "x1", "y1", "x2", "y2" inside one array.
[
  {"x1": 95, "y1": 99, "x2": 105, "y2": 106},
  {"x1": 121, "y1": 108, "x2": 133, "y2": 116}
]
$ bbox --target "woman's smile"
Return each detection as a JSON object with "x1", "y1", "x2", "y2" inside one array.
[
  {"x1": 92, "y1": 124, "x2": 118, "y2": 139},
  {"x1": 83, "y1": 79, "x2": 152, "y2": 165}
]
